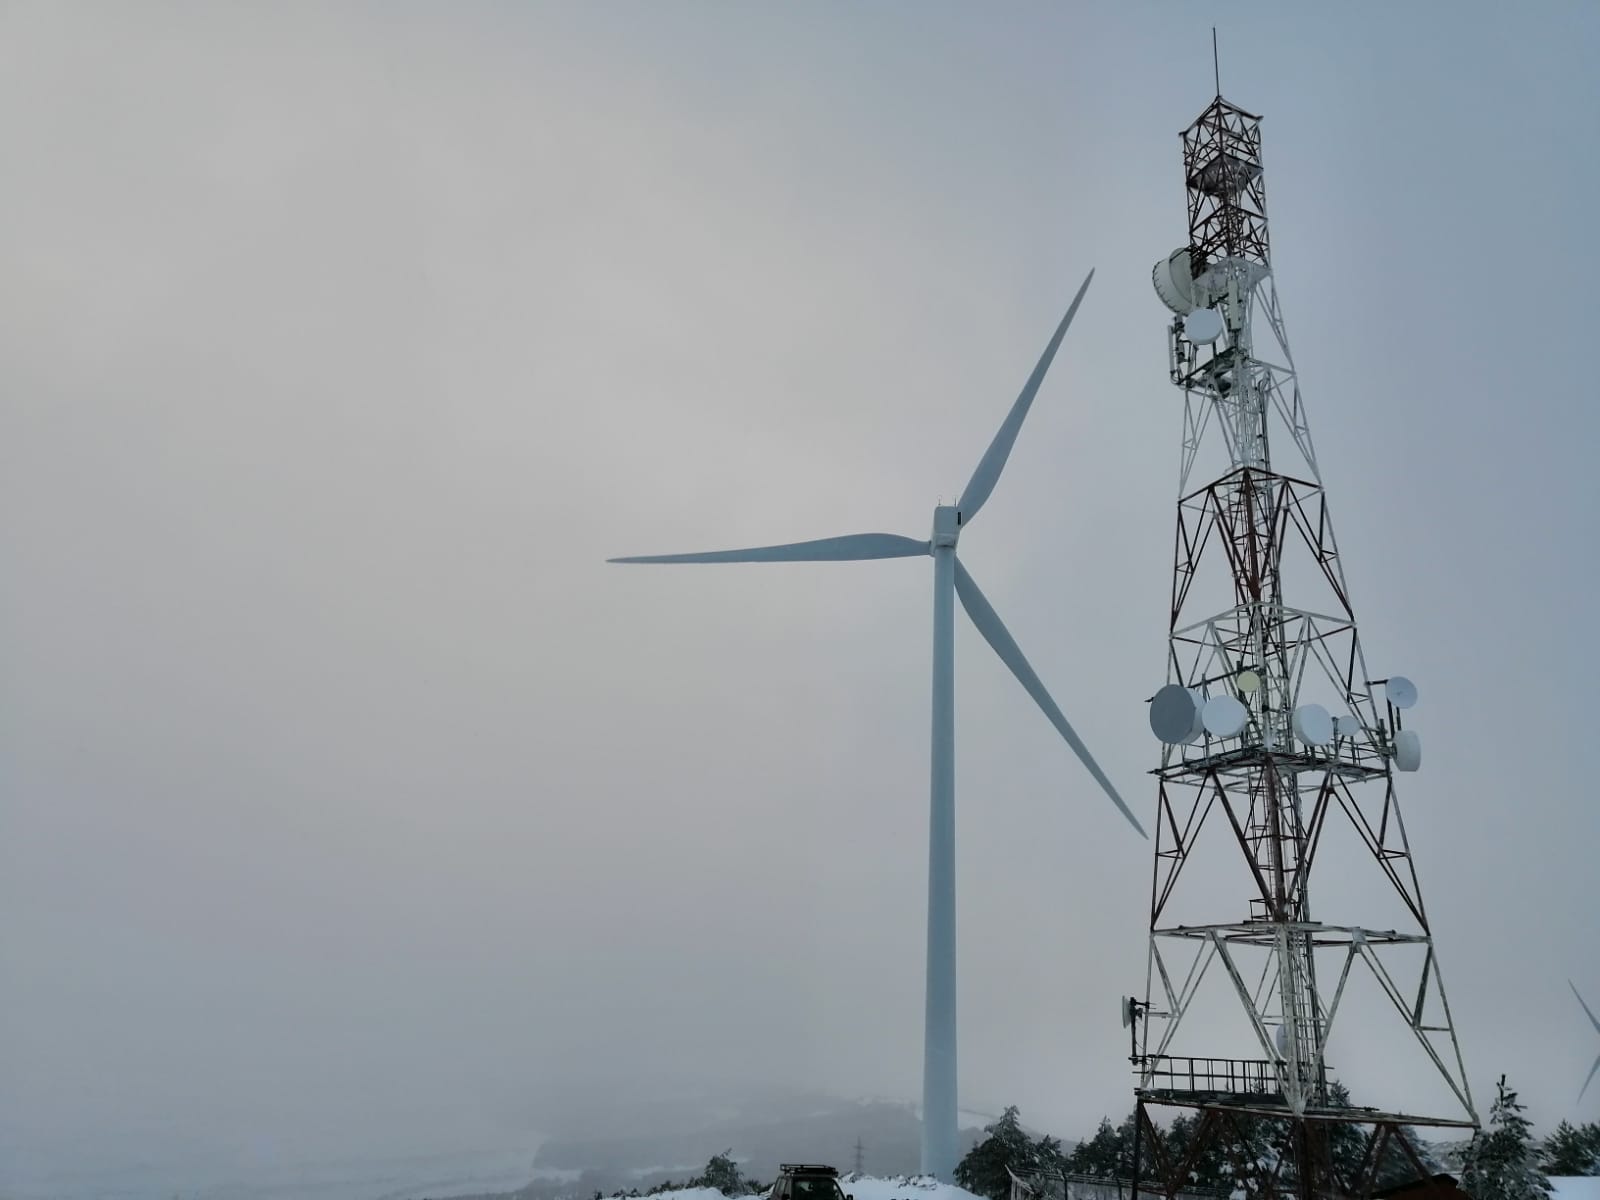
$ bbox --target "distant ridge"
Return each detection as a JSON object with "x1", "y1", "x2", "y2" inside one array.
[{"x1": 526, "y1": 1096, "x2": 988, "y2": 1199}]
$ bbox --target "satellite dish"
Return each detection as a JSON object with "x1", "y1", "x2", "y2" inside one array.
[
  {"x1": 1395, "y1": 729, "x2": 1422, "y2": 772},
  {"x1": 1387, "y1": 676, "x2": 1418, "y2": 709},
  {"x1": 1183, "y1": 307, "x2": 1225, "y2": 344},
  {"x1": 1275, "y1": 1022, "x2": 1290, "y2": 1058},
  {"x1": 1334, "y1": 714, "x2": 1363, "y2": 739},
  {"x1": 1292, "y1": 703, "x2": 1334, "y2": 747},
  {"x1": 1152, "y1": 248, "x2": 1197, "y2": 315},
  {"x1": 1150, "y1": 684, "x2": 1204, "y2": 744},
  {"x1": 1235, "y1": 669, "x2": 1262, "y2": 695},
  {"x1": 1121, "y1": 996, "x2": 1138, "y2": 1029},
  {"x1": 1202, "y1": 694, "x2": 1249, "y2": 738}
]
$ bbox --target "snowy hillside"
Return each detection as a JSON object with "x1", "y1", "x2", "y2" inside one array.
[{"x1": 531, "y1": 1094, "x2": 988, "y2": 1187}]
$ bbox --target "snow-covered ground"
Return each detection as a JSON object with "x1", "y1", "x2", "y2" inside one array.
[
  {"x1": 686, "y1": 1177, "x2": 984, "y2": 1200},
  {"x1": 805, "y1": 1178, "x2": 982, "y2": 1200}
]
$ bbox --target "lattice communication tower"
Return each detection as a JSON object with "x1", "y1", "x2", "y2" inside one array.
[{"x1": 1123, "y1": 89, "x2": 1479, "y2": 1200}]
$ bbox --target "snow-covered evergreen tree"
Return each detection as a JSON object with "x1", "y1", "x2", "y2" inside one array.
[
  {"x1": 1033, "y1": 1133, "x2": 1070, "y2": 1177},
  {"x1": 1068, "y1": 1116, "x2": 1130, "y2": 1179},
  {"x1": 1375, "y1": 1127, "x2": 1443, "y2": 1190},
  {"x1": 1541, "y1": 1120, "x2": 1600, "y2": 1176},
  {"x1": 956, "y1": 1107, "x2": 1061, "y2": 1200},
  {"x1": 1462, "y1": 1076, "x2": 1553, "y2": 1200},
  {"x1": 1162, "y1": 1111, "x2": 1231, "y2": 1192},
  {"x1": 694, "y1": 1150, "x2": 745, "y2": 1196},
  {"x1": 1323, "y1": 1082, "x2": 1370, "y2": 1189}
]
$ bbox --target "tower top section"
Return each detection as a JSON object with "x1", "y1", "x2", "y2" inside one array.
[{"x1": 1182, "y1": 96, "x2": 1269, "y2": 272}]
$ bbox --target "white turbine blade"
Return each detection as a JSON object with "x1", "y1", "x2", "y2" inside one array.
[
  {"x1": 609, "y1": 532, "x2": 930, "y2": 564},
  {"x1": 1582, "y1": 1053, "x2": 1600, "y2": 1103},
  {"x1": 1573, "y1": 980, "x2": 1600, "y2": 1033},
  {"x1": 956, "y1": 269, "x2": 1094, "y2": 525},
  {"x1": 953, "y1": 559, "x2": 1146, "y2": 838}
]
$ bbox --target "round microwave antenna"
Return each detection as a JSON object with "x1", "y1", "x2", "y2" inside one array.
[
  {"x1": 1387, "y1": 676, "x2": 1418, "y2": 709},
  {"x1": 1150, "y1": 684, "x2": 1204, "y2": 744},
  {"x1": 1122, "y1": 995, "x2": 1139, "y2": 1029},
  {"x1": 1202, "y1": 694, "x2": 1249, "y2": 738},
  {"x1": 1394, "y1": 729, "x2": 1422, "y2": 771},
  {"x1": 1235, "y1": 668, "x2": 1262, "y2": 694},
  {"x1": 1184, "y1": 307, "x2": 1225, "y2": 344},
  {"x1": 1152, "y1": 248, "x2": 1198, "y2": 315},
  {"x1": 1292, "y1": 703, "x2": 1334, "y2": 746},
  {"x1": 1334, "y1": 714, "x2": 1363, "y2": 739}
]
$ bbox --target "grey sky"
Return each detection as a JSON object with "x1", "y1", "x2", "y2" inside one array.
[{"x1": 2, "y1": 0, "x2": 1597, "y2": 1187}]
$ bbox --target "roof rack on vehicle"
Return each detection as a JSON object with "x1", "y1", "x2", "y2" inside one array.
[{"x1": 779, "y1": 1165, "x2": 839, "y2": 1176}]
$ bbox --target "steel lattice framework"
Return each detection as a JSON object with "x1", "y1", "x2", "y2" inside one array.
[{"x1": 1127, "y1": 91, "x2": 1478, "y2": 1200}]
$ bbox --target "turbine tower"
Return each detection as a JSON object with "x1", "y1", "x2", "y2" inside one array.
[
  {"x1": 610, "y1": 271, "x2": 1144, "y2": 1181},
  {"x1": 1124, "y1": 86, "x2": 1477, "y2": 1200}
]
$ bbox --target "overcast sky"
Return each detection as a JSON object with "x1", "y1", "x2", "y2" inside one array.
[{"x1": 2, "y1": 0, "x2": 1597, "y2": 1189}]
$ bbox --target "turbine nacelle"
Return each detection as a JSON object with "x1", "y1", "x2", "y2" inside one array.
[{"x1": 932, "y1": 505, "x2": 961, "y2": 549}]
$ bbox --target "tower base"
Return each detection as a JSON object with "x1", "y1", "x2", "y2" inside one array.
[{"x1": 1130, "y1": 1094, "x2": 1472, "y2": 1200}]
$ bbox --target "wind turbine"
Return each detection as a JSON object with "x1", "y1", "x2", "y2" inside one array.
[
  {"x1": 1574, "y1": 980, "x2": 1600, "y2": 1103},
  {"x1": 609, "y1": 269, "x2": 1145, "y2": 1181}
]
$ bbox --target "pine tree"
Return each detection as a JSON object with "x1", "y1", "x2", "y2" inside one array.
[
  {"x1": 1542, "y1": 1120, "x2": 1600, "y2": 1176},
  {"x1": 1462, "y1": 1076, "x2": 1553, "y2": 1200},
  {"x1": 1162, "y1": 1112, "x2": 1226, "y2": 1192},
  {"x1": 1068, "y1": 1118, "x2": 1125, "y2": 1178},
  {"x1": 1034, "y1": 1134, "x2": 1070, "y2": 1177},
  {"x1": 695, "y1": 1151, "x2": 745, "y2": 1196},
  {"x1": 1323, "y1": 1082, "x2": 1371, "y2": 1190},
  {"x1": 1316, "y1": 1083, "x2": 1441, "y2": 1191},
  {"x1": 956, "y1": 1106, "x2": 1048, "y2": 1200},
  {"x1": 1374, "y1": 1127, "x2": 1444, "y2": 1190}
]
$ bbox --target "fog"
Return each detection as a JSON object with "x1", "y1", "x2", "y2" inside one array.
[{"x1": 2, "y1": 1, "x2": 1597, "y2": 1188}]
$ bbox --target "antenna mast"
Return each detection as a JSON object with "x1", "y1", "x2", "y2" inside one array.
[{"x1": 1128, "y1": 84, "x2": 1478, "y2": 1200}]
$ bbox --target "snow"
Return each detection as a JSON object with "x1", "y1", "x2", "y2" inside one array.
[
  {"x1": 1551, "y1": 1179, "x2": 1600, "y2": 1200},
  {"x1": 600, "y1": 1177, "x2": 985, "y2": 1200},
  {"x1": 832, "y1": 1178, "x2": 987, "y2": 1200},
  {"x1": 714, "y1": 1178, "x2": 983, "y2": 1200}
]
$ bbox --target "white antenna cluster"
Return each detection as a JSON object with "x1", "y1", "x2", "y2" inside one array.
[{"x1": 1145, "y1": 672, "x2": 1420, "y2": 770}]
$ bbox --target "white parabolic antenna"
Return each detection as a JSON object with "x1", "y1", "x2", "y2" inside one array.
[
  {"x1": 1202, "y1": 694, "x2": 1249, "y2": 738},
  {"x1": 1292, "y1": 703, "x2": 1334, "y2": 746},
  {"x1": 1235, "y1": 668, "x2": 1262, "y2": 694},
  {"x1": 1387, "y1": 675, "x2": 1419, "y2": 709},
  {"x1": 1152, "y1": 248, "x2": 1197, "y2": 315},
  {"x1": 1395, "y1": 729, "x2": 1422, "y2": 771},
  {"x1": 1334, "y1": 714, "x2": 1363, "y2": 739},
  {"x1": 1150, "y1": 684, "x2": 1204, "y2": 744},
  {"x1": 1184, "y1": 307, "x2": 1225, "y2": 344}
]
